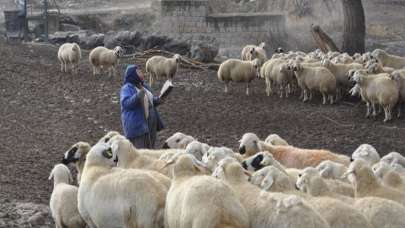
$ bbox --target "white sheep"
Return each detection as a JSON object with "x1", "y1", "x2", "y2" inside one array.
[
  {"x1": 146, "y1": 54, "x2": 181, "y2": 86},
  {"x1": 205, "y1": 146, "x2": 242, "y2": 172},
  {"x1": 316, "y1": 160, "x2": 348, "y2": 180},
  {"x1": 184, "y1": 140, "x2": 210, "y2": 161},
  {"x1": 213, "y1": 159, "x2": 331, "y2": 228},
  {"x1": 372, "y1": 49, "x2": 405, "y2": 69},
  {"x1": 241, "y1": 42, "x2": 267, "y2": 66},
  {"x1": 372, "y1": 161, "x2": 405, "y2": 192},
  {"x1": 162, "y1": 132, "x2": 195, "y2": 149},
  {"x1": 352, "y1": 70, "x2": 399, "y2": 122},
  {"x1": 217, "y1": 58, "x2": 261, "y2": 95},
  {"x1": 62, "y1": 141, "x2": 92, "y2": 184},
  {"x1": 351, "y1": 144, "x2": 380, "y2": 166},
  {"x1": 343, "y1": 159, "x2": 405, "y2": 205},
  {"x1": 354, "y1": 197, "x2": 405, "y2": 228},
  {"x1": 264, "y1": 134, "x2": 289, "y2": 146},
  {"x1": 57, "y1": 42, "x2": 81, "y2": 74},
  {"x1": 390, "y1": 70, "x2": 405, "y2": 117},
  {"x1": 262, "y1": 59, "x2": 295, "y2": 97},
  {"x1": 49, "y1": 164, "x2": 86, "y2": 228},
  {"x1": 250, "y1": 166, "x2": 295, "y2": 192},
  {"x1": 89, "y1": 46, "x2": 124, "y2": 77},
  {"x1": 165, "y1": 154, "x2": 249, "y2": 228},
  {"x1": 381, "y1": 151, "x2": 405, "y2": 169},
  {"x1": 292, "y1": 61, "x2": 337, "y2": 104},
  {"x1": 78, "y1": 142, "x2": 171, "y2": 228}
]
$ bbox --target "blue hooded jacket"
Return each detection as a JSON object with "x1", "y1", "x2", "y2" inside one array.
[{"x1": 120, "y1": 65, "x2": 164, "y2": 139}]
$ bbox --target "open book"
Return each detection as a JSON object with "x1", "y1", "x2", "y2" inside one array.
[{"x1": 159, "y1": 80, "x2": 174, "y2": 99}]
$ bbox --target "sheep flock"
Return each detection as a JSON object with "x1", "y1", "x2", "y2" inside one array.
[{"x1": 49, "y1": 130, "x2": 405, "y2": 228}]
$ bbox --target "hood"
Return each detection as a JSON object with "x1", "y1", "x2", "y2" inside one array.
[{"x1": 124, "y1": 64, "x2": 143, "y2": 85}]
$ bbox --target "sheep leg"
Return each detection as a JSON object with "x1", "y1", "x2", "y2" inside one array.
[
  {"x1": 397, "y1": 103, "x2": 402, "y2": 118},
  {"x1": 246, "y1": 83, "x2": 250, "y2": 96},
  {"x1": 92, "y1": 66, "x2": 97, "y2": 76},
  {"x1": 303, "y1": 90, "x2": 308, "y2": 102},
  {"x1": 285, "y1": 85, "x2": 289, "y2": 98},
  {"x1": 365, "y1": 102, "x2": 371, "y2": 118},
  {"x1": 279, "y1": 85, "x2": 283, "y2": 98},
  {"x1": 383, "y1": 106, "x2": 390, "y2": 122},
  {"x1": 329, "y1": 94, "x2": 334, "y2": 104},
  {"x1": 224, "y1": 83, "x2": 229, "y2": 93},
  {"x1": 149, "y1": 74, "x2": 153, "y2": 87},
  {"x1": 60, "y1": 61, "x2": 64, "y2": 72},
  {"x1": 322, "y1": 93, "x2": 327, "y2": 105},
  {"x1": 309, "y1": 91, "x2": 313, "y2": 100},
  {"x1": 372, "y1": 103, "x2": 377, "y2": 118}
]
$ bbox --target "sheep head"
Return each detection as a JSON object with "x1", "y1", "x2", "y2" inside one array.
[
  {"x1": 238, "y1": 133, "x2": 261, "y2": 156},
  {"x1": 212, "y1": 158, "x2": 250, "y2": 182},
  {"x1": 163, "y1": 132, "x2": 192, "y2": 149},
  {"x1": 173, "y1": 54, "x2": 181, "y2": 63},
  {"x1": 351, "y1": 144, "x2": 380, "y2": 166},
  {"x1": 172, "y1": 154, "x2": 208, "y2": 178},
  {"x1": 63, "y1": 141, "x2": 91, "y2": 165},
  {"x1": 113, "y1": 46, "x2": 124, "y2": 57},
  {"x1": 296, "y1": 167, "x2": 325, "y2": 196},
  {"x1": 86, "y1": 142, "x2": 116, "y2": 168},
  {"x1": 49, "y1": 164, "x2": 73, "y2": 187}
]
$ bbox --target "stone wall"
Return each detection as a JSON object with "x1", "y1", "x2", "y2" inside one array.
[{"x1": 159, "y1": 0, "x2": 287, "y2": 57}]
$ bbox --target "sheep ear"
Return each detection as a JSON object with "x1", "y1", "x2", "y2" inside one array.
[
  {"x1": 259, "y1": 42, "x2": 265, "y2": 48},
  {"x1": 319, "y1": 168, "x2": 329, "y2": 178},
  {"x1": 261, "y1": 175, "x2": 274, "y2": 191}
]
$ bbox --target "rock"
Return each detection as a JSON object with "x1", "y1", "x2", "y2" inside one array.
[
  {"x1": 162, "y1": 40, "x2": 191, "y2": 56},
  {"x1": 190, "y1": 42, "x2": 219, "y2": 63},
  {"x1": 142, "y1": 34, "x2": 172, "y2": 50},
  {"x1": 83, "y1": 33, "x2": 105, "y2": 49},
  {"x1": 49, "y1": 30, "x2": 92, "y2": 45},
  {"x1": 60, "y1": 23, "x2": 81, "y2": 32},
  {"x1": 104, "y1": 30, "x2": 144, "y2": 53},
  {"x1": 27, "y1": 212, "x2": 46, "y2": 226}
]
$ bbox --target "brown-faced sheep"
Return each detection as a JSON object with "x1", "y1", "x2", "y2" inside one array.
[{"x1": 89, "y1": 46, "x2": 124, "y2": 77}]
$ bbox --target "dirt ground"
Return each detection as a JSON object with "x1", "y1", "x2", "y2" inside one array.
[{"x1": 0, "y1": 39, "x2": 405, "y2": 226}]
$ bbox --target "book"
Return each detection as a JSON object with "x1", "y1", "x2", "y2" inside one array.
[{"x1": 159, "y1": 80, "x2": 174, "y2": 99}]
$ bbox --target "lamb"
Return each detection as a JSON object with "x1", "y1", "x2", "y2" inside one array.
[
  {"x1": 343, "y1": 159, "x2": 405, "y2": 205},
  {"x1": 165, "y1": 154, "x2": 249, "y2": 228},
  {"x1": 354, "y1": 197, "x2": 405, "y2": 228},
  {"x1": 260, "y1": 58, "x2": 285, "y2": 96},
  {"x1": 366, "y1": 62, "x2": 395, "y2": 74},
  {"x1": 263, "y1": 59, "x2": 295, "y2": 97},
  {"x1": 351, "y1": 144, "x2": 380, "y2": 166},
  {"x1": 213, "y1": 158, "x2": 331, "y2": 228},
  {"x1": 352, "y1": 70, "x2": 399, "y2": 122},
  {"x1": 372, "y1": 162, "x2": 405, "y2": 192},
  {"x1": 62, "y1": 141, "x2": 92, "y2": 184},
  {"x1": 250, "y1": 166, "x2": 295, "y2": 192},
  {"x1": 372, "y1": 49, "x2": 405, "y2": 69},
  {"x1": 49, "y1": 164, "x2": 86, "y2": 228},
  {"x1": 316, "y1": 160, "x2": 348, "y2": 180},
  {"x1": 184, "y1": 140, "x2": 210, "y2": 161},
  {"x1": 162, "y1": 132, "x2": 195, "y2": 149},
  {"x1": 78, "y1": 142, "x2": 171, "y2": 228},
  {"x1": 241, "y1": 42, "x2": 267, "y2": 66},
  {"x1": 238, "y1": 133, "x2": 350, "y2": 168},
  {"x1": 292, "y1": 61, "x2": 336, "y2": 104},
  {"x1": 57, "y1": 42, "x2": 81, "y2": 74},
  {"x1": 264, "y1": 134, "x2": 289, "y2": 146},
  {"x1": 89, "y1": 46, "x2": 124, "y2": 77},
  {"x1": 145, "y1": 54, "x2": 181, "y2": 86},
  {"x1": 205, "y1": 146, "x2": 243, "y2": 172},
  {"x1": 217, "y1": 58, "x2": 261, "y2": 95}
]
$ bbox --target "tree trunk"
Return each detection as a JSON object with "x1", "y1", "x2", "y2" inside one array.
[
  {"x1": 341, "y1": 0, "x2": 365, "y2": 55},
  {"x1": 311, "y1": 24, "x2": 340, "y2": 53}
]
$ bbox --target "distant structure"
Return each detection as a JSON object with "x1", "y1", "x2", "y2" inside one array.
[{"x1": 158, "y1": 0, "x2": 287, "y2": 57}]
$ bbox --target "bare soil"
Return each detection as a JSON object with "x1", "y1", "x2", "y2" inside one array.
[{"x1": 0, "y1": 39, "x2": 405, "y2": 226}]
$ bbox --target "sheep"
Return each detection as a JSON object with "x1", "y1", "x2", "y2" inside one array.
[
  {"x1": 62, "y1": 141, "x2": 91, "y2": 184},
  {"x1": 261, "y1": 58, "x2": 284, "y2": 96},
  {"x1": 264, "y1": 134, "x2": 289, "y2": 146},
  {"x1": 213, "y1": 158, "x2": 331, "y2": 228},
  {"x1": 316, "y1": 160, "x2": 348, "y2": 180},
  {"x1": 352, "y1": 70, "x2": 399, "y2": 122},
  {"x1": 242, "y1": 153, "x2": 354, "y2": 197},
  {"x1": 366, "y1": 62, "x2": 395, "y2": 74},
  {"x1": 381, "y1": 151, "x2": 405, "y2": 168},
  {"x1": 89, "y1": 46, "x2": 124, "y2": 77},
  {"x1": 78, "y1": 142, "x2": 171, "y2": 228},
  {"x1": 166, "y1": 154, "x2": 249, "y2": 228},
  {"x1": 250, "y1": 166, "x2": 295, "y2": 192},
  {"x1": 343, "y1": 159, "x2": 405, "y2": 205},
  {"x1": 162, "y1": 132, "x2": 195, "y2": 149},
  {"x1": 184, "y1": 140, "x2": 210, "y2": 161},
  {"x1": 145, "y1": 54, "x2": 181, "y2": 86},
  {"x1": 351, "y1": 144, "x2": 380, "y2": 166},
  {"x1": 321, "y1": 59, "x2": 363, "y2": 100},
  {"x1": 49, "y1": 164, "x2": 86, "y2": 228},
  {"x1": 372, "y1": 162, "x2": 405, "y2": 192},
  {"x1": 57, "y1": 42, "x2": 81, "y2": 74},
  {"x1": 238, "y1": 133, "x2": 350, "y2": 168},
  {"x1": 205, "y1": 146, "x2": 242, "y2": 172},
  {"x1": 241, "y1": 42, "x2": 267, "y2": 66},
  {"x1": 390, "y1": 70, "x2": 405, "y2": 117},
  {"x1": 218, "y1": 58, "x2": 260, "y2": 96},
  {"x1": 262, "y1": 59, "x2": 295, "y2": 97},
  {"x1": 292, "y1": 61, "x2": 336, "y2": 104},
  {"x1": 354, "y1": 197, "x2": 405, "y2": 228},
  {"x1": 295, "y1": 167, "x2": 353, "y2": 201},
  {"x1": 372, "y1": 49, "x2": 405, "y2": 69},
  {"x1": 109, "y1": 136, "x2": 175, "y2": 177}
]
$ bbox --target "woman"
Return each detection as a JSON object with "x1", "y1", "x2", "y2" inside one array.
[{"x1": 120, "y1": 64, "x2": 165, "y2": 149}]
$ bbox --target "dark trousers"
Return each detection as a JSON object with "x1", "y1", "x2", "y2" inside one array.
[{"x1": 129, "y1": 108, "x2": 158, "y2": 149}]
